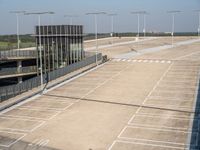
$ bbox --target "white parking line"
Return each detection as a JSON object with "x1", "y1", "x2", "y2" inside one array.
[
  {"x1": 128, "y1": 115, "x2": 194, "y2": 131},
  {"x1": 129, "y1": 63, "x2": 174, "y2": 123},
  {"x1": 107, "y1": 63, "x2": 176, "y2": 150},
  {"x1": 1, "y1": 110, "x2": 60, "y2": 121},
  {"x1": 143, "y1": 60, "x2": 148, "y2": 63},
  {"x1": 30, "y1": 98, "x2": 73, "y2": 104},
  {"x1": 144, "y1": 104, "x2": 194, "y2": 110},
  {"x1": 132, "y1": 113, "x2": 195, "y2": 119},
  {"x1": 170, "y1": 70, "x2": 199, "y2": 73},
  {"x1": 13, "y1": 107, "x2": 62, "y2": 112},
  {"x1": 161, "y1": 60, "x2": 165, "y2": 63},
  {"x1": 148, "y1": 96, "x2": 194, "y2": 101},
  {"x1": 0, "y1": 131, "x2": 26, "y2": 147},
  {"x1": 118, "y1": 126, "x2": 194, "y2": 146},
  {"x1": 176, "y1": 51, "x2": 200, "y2": 60},
  {"x1": 129, "y1": 113, "x2": 194, "y2": 121},
  {"x1": 28, "y1": 139, "x2": 49, "y2": 148},
  {"x1": 151, "y1": 90, "x2": 195, "y2": 95},
  {"x1": 76, "y1": 62, "x2": 134, "y2": 101},
  {"x1": 0, "y1": 116, "x2": 45, "y2": 133},
  {"x1": 157, "y1": 84, "x2": 196, "y2": 89},
  {"x1": 149, "y1": 60, "x2": 153, "y2": 63},
  {"x1": 163, "y1": 77, "x2": 197, "y2": 81},
  {"x1": 136, "y1": 112, "x2": 193, "y2": 119},
  {"x1": 160, "y1": 81, "x2": 197, "y2": 84},
  {"x1": 109, "y1": 140, "x2": 185, "y2": 150},
  {"x1": 0, "y1": 62, "x2": 110, "y2": 148},
  {"x1": 20, "y1": 103, "x2": 74, "y2": 111}
]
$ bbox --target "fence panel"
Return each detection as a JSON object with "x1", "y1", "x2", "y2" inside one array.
[
  {"x1": 0, "y1": 54, "x2": 102, "y2": 102},
  {"x1": 0, "y1": 50, "x2": 37, "y2": 59}
]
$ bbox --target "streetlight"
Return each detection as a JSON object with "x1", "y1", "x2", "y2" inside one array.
[
  {"x1": 194, "y1": 10, "x2": 200, "y2": 37},
  {"x1": 131, "y1": 11, "x2": 146, "y2": 39},
  {"x1": 167, "y1": 10, "x2": 181, "y2": 46},
  {"x1": 24, "y1": 11, "x2": 55, "y2": 92},
  {"x1": 86, "y1": 12, "x2": 106, "y2": 65},
  {"x1": 10, "y1": 11, "x2": 26, "y2": 50},
  {"x1": 108, "y1": 13, "x2": 117, "y2": 44},
  {"x1": 143, "y1": 11, "x2": 149, "y2": 38},
  {"x1": 64, "y1": 15, "x2": 79, "y2": 25}
]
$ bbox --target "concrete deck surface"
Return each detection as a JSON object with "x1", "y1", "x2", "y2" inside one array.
[{"x1": 0, "y1": 36, "x2": 200, "y2": 150}]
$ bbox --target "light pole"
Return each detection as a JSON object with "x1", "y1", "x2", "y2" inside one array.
[
  {"x1": 86, "y1": 12, "x2": 106, "y2": 65},
  {"x1": 64, "y1": 15, "x2": 79, "y2": 25},
  {"x1": 108, "y1": 13, "x2": 117, "y2": 45},
  {"x1": 131, "y1": 11, "x2": 147, "y2": 40},
  {"x1": 194, "y1": 10, "x2": 200, "y2": 37},
  {"x1": 24, "y1": 11, "x2": 55, "y2": 92},
  {"x1": 143, "y1": 11, "x2": 148, "y2": 38},
  {"x1": 10, "y1": 11, "x2": 26, "y2": 50},
  {"x1": 167, "y1": 10, "x2": 181, "y2": 46}
]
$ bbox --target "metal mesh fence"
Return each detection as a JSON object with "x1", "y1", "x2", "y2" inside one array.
[
  {"x1": 0, "y1": 50, "x2": 37, "y2": 59},
  {"x1": 0, "y1": 66, "x2": 37, "y2": 76},
  {"x1": 0, "y1": 53, "x2": 102, "y2": 102}
]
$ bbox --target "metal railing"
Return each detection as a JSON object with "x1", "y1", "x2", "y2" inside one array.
[
  {"x1": 0, "y1": 50, "x2": 37, "y2": 59},
  {"x1": 0, "y1": 53, "x2": 102, "y2": 102},
  {"x1": 0, "y1": 66, "x2": 37, "y2": 76}
]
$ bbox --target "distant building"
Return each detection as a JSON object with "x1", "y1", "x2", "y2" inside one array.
[
  {"x1": 0, "y1": 25, "x2": 84, "y2": 86},
  {"x1": 35, "y1": 25, "x2": 84, "y2": 75},
  {"x1": 0, "y1": 49, "x2": 37, "y2": 86}
]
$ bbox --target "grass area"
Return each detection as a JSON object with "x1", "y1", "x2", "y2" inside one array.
[
  {"x1": 0, "y1": 34, "x2": 35, "y2": 51},
  {"x1": 0, "y1": 42, "x2": 35, "y2": 51}
]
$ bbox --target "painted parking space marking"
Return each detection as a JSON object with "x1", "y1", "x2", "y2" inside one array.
[
  {"x1": 144, "y1": 99, "x2": 194, "y2": 109},
  {"x1": 150, "y1": 90, "x2": 195, "y2": 96},
  {"x1": 111, "y1": 59, "x2": 172, "y2": 64},
  {"x1": 0, "y1": 117, "x2": 45, "y2": 132},
  {"x1": 128, "y1": 114, "x2": 196, "y2": 131},
  {"x1": 109, "y1": 140, "x2": 185, "y2": 150},
  {"x1": 0, "y1": 131, "x2": 26, "y2": 147},
  {"x1": 108, "y1": 63, "x2": 176, "y2": 149},
  {"x1": 137, "y1": 107, "x2": 193, "y2": 119},
  {"x1": 0, "y1": 62, "x2": 110, "y2": 148},
  {"x1": 34, "y1": 97, "x2": 75, "y2": 103},
  {"x1": 20, "y1": 103, "x2": 74, "y2": 111},
  {"x1": 1, "y1": 108, "x2": 60, "y2": 120},
  {"x1": 155, "y1": 60, "x2": 160, "y2": 63},
  {"x1": 28, "y1": 139, "x2": 49, "y2": 148},
  {"x1": 118, "y1": 126, "x2": 196, "y2": 146},
  {"x1": 20, "y1": 100, "x2": 74, "y2": 111},
  {"x1": 148, "y1": 95, "x2": 194, "y2": 102},
  {"x1": 143, "y1": 60, "x2": 148, "y2": 63}
]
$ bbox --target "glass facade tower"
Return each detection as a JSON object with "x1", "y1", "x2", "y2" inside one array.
[{"x1": 35, "y1": 25, "x2": 84, "y2": 74}]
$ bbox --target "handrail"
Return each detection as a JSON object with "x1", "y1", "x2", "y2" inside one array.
[
  {"x1": 0, "y1": 50, "x2": 37, "y2": 59},
  {"x1": 0, "y1": 66, "x2": 37, "y2": 76},
  {"x1": 0, "y1": 54, "x2": 103, "y2": 102}
]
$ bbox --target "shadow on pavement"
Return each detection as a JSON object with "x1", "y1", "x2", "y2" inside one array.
[{"x1": 190, "y1": 80, "x2": 200, "y2": 150}]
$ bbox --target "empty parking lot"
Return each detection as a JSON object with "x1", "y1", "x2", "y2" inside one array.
[{"x1": 0, "y1": 37, "x2": 200, "y2": 150}]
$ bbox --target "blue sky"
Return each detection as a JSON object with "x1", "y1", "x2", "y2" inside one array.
[{"x1": 0, "y1": 0, "x2": 200, "y2": 35}]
